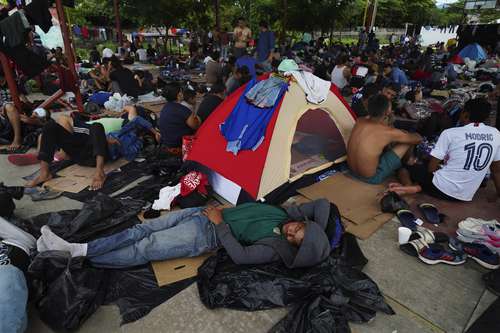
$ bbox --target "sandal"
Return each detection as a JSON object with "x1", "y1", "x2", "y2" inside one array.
[
  {"x1": 396, "y1": 210, "x2": 420, "y2": 231},
  {"x1": 418, "y1": 203, "x2": 444, "y2": 225}
]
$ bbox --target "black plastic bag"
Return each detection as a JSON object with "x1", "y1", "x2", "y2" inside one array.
[
  {"x1": 198, "y1": 251, "x2": 394, "y2": 333},
  {"x1": 29, "y1": 252, "x2": 197, "y2": 331},
  {"x1": 29, "y1": 251, "x2": 108, "y2": 332},
  {"x1": 22, "y1": 194, "x2": 144, "y2": 242},
  {"x1": 105, "y1": 267, "x2": 196, "y2": 324}
]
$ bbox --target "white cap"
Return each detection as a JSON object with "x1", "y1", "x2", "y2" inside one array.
[{"x1": 33, "y1": 108, "x2": 47, "y2": 118}]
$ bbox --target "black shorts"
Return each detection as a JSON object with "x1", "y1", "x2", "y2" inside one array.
[{"x1": 407, "y1": 162, "x2": 460, "y2": 201}]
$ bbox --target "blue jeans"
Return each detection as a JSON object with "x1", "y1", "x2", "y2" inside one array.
[
  {"x1": 88, "y1": 208, "x2": 218, "y2": 268},
  {"x1": 0, "y1": 265, "x2": 28, "y2": 333},
  {"x1": 108, "y1": 115, "x2": 152, "y2": 160}
]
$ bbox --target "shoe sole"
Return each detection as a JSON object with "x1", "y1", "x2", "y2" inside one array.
[
  {"x1": 418, "y1": 255, "x2": 466, "y2": 266},
  {"x1": 449, "y1": 243, "x2": 500, "y2": 270}
]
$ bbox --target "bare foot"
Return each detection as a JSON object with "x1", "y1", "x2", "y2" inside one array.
[
  {"x1": 388, "y1": 182, "x2": 404, "y2": 190},
  {"x1": 26, "y1": 172, "x2": 53, "y2": 188},
  {"x1": 7, "y1": 141, "x2": 21, "y2": 151},
  {"x1": 389, "y1": 185, "x2": 422, "y2": 196},
  {"x1": 90, "y1": 171, "x2": 106, "y2": 191}
]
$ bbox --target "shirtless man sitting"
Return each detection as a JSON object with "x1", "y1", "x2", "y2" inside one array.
[{"x1": 348, "y1": 94, "x2": 422, "y2": 184}]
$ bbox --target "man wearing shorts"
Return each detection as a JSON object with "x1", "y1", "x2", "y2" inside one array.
[{"x1": 348, "y1": 94, "x2": 422, "y2": 184}]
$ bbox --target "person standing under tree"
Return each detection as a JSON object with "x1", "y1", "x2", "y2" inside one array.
[{"x1": 233, "y1": 18, "x2": 252, "y2": 59}]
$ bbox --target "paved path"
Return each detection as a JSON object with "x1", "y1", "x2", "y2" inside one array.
[{"x1": 0, "y1": 154, "x2": 494, "y2": 333}]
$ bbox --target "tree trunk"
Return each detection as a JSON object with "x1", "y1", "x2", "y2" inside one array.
[
  {"x1": 281, "y1": 0, "x2": 288, "y2": 44},
  {"x1": 113, "y1": 0, "x2": 122, "y2": 45},
  {"x1": 214, "y1": 0, "x2": 220, "y2": 30}
]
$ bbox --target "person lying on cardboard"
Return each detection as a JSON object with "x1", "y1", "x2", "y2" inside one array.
[
  {"x1": 36, "y1": 200, "x2": 332, "y2": 269},
  {"x1": 348, "y1": 94, "x2": 423, "y2": 184}
]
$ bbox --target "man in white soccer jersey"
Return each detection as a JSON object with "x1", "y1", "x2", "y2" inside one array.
[{"x1": 398, "y1": 98, "x2": 500, "y2": 202}]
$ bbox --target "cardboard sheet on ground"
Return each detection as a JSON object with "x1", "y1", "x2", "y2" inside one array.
[
  {"x1": 298, "y1": 173, "x2": 394, "y2": 239},
  {"x1": 152, "y1": 254, "x2": 213, "y2": 287},
  {"x1": 44, "y1": 159, "x2": 128, "y2": 193},
  {"x1": 138, "y1": 210, "x2": 215, "y2": 287}
]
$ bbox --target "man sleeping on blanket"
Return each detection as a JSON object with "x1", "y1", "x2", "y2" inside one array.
[{"x1": 37, "y1": 199, "x2": 333, "y2": 269}]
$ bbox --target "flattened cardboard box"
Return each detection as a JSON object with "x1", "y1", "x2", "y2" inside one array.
[
  {"x1": 298, "y1": 172, "x2": 394, "y2": 238},
  {"x1": 138, "y1": 210, "x2": 213, "y2": 287},
  {"x1": 152, "y1": 254, "x2": 213, "y2": 287},
  {"x1": 44, "y1": 159, "x2": 128, "y2": 193}
]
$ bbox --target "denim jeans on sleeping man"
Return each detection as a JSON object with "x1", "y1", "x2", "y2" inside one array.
[
  {"x1": 0, "y1": 264, "x2": 29, "y2": 333},
  {"x1": 88, "y1": 207, "x2": 219, "y2": 268},
  {"x1": 0, "y1": 218, "x2": 35, "y2": 333}
]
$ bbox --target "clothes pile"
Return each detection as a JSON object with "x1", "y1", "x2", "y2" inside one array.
[
  {"x1": 221, "y1": 78, "x2": 288, "y2": 155},
  {"x1": 103, "y1": 93, "x2": 134, "y2": 113},
  {"x1": 152, "y1": 171, "x2": 210, "y2": 211}
]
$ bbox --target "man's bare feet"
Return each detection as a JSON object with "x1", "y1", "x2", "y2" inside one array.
[
  {"x1": 389, "y1": 185, "x2": 422, "y2": 196},
  {"x1": 7, "y1": 141, "x2": 21, "y2": 151},
  {"x1": 26, "y1": 172, "x2": 53, "y2": 188},
  {"x1": 388, "y1": 182, "x2": 404, "y2": 190},
  {"x1": 90, "y1": 171, "x2": 106, "y2": 191}
]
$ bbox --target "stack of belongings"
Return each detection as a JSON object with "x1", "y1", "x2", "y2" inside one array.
[
  {"x1": 455, "y1": 218, "x2": 500, "y2": 269},
  {"x1": 443, "y1": 88, "x2": 477, "y2": 122},
  {"x1": 159, "y1": 68, "x2": 191, "y2": 84},
  {"x1": 151, "y1": 171, "x2": 211, "y2": 212}
]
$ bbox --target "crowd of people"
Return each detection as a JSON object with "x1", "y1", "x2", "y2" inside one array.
[{"x1": 1, "y1": 14, "x2": 500, "y2": 332}]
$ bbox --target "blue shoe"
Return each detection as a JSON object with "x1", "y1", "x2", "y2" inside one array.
[
  {"x1": 418, "y1": 243, "x2": 466, "y2": 266},
  {"x1": 449, "y1": 238, "x2": 500, "y2": 270}
]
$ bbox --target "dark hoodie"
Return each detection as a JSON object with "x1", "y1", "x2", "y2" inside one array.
[{"x1": 214, "y1": 199, "x2": 331, "y2": 268}]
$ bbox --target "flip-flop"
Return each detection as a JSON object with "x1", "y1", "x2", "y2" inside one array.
[
  {"x1": 418, "y1": 203, "x2": 442, "y2": 225},
  {"x1": 8, "y1": 153, "x2": 39, "y2": 166},
  {"x1": 396, "y1": 210, "x2": 420, "y2": 231},
  {"x1": 0, "y1": 146, "x2": 30, "y2": 155},
  {"x1": 381, "y1": 191, "x2": 410, "y2": 213}
]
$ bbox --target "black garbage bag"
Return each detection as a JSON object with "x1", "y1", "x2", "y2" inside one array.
[
  {"x1": 63, "y1": 161, "x2": 152, "y2": 202},
  {"x1": 29, "y1": 251, "x2": 108, "y2": 332},
  {"x1": 21, "y1": 194, "x2": 144, "y2": 242},
  {"x1": 197, "y1": 251, "x2": 394, "y2": 333},
  {"x1": 105, "y1": 267, "x2": 196, "y2": 324},
  {"x1": 29, "y1": 252, "x2": 197, "y2": 331}
]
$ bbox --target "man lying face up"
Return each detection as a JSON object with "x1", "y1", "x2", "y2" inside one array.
[{"x1": 36, "y1": 199, "x2": 332, "y2": 269}]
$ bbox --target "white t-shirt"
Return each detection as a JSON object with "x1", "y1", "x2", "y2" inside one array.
[
  {"x1": 137, "y1": 49, "x2": 148, "y2": 62},
  {"x1": 102, "y1": 48, "x2": 114, "y2": 59},
  {"x1": 331, "y1": 65, "x2": 348, "y2": 89},
  {"x1": 431, "y1": 123, "x2": 500, "y2": 201}
]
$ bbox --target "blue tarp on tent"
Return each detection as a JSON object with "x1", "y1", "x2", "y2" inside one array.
[{"x1": 458, "y1": 43, "x2": 487, "y2": 61}]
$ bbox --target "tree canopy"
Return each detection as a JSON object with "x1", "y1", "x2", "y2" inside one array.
[{"x1": 67, "y1": 0, "x2": 499, "y2": 33}]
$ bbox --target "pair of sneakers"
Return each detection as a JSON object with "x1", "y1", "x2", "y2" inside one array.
[
  {"x1": 401, "y1": 226, "x2": 466, "y2": 266},
  {"x1": 400, "y1": 226, "x2": 500, "y2": 269},
  {"x1": 456, "y1": 218, "x2": 500, "y2": 254}
]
